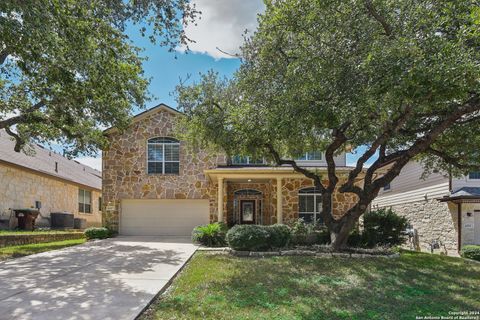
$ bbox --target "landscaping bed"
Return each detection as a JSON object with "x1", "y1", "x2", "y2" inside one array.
[
  {"x1": 140, "y1": 250, "x2": 480, "y2": 320},
  {"x1": 0, "y1": 231, "x2": 85, "y2": 248}
]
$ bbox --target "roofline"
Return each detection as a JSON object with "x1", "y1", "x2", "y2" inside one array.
[
  {"x1": 104, "y1": 103, "x2": 182, "y2": 134},
  {"x1": 438, "y1": 195, "x2": 480, "y2": 203},
  {"x1": 0, "y1": 159, "x2": 101, "y2": 191}
]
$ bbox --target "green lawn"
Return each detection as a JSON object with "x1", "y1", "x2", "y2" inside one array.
[
  {"x1": 0, "y1": 238, "x2": 86, "y2": 261},
  {"x1": 141, "y1": 251, "x2": 480, "y2": 320}
]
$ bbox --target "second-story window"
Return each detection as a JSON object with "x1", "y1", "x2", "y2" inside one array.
[
  {"x1": 469, "y1": 172, "x2": 480, "y2": 180},
  {"x1": 296, "y1": 151, "x2": 323, "y2": 161},
  {"x1": 147, "y1": 137, "x2": 180, "y2": 174},
  {"x1": 231, "y1": 155, "x2": 266, "y2": 165}
]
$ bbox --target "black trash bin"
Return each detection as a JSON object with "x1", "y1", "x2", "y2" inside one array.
[
  {"x1": 50, "y1": 212, "x2": 74, "y2": 229},
  {"x1": 74, "y1": 218, "x2": 87, "y2": 230}
]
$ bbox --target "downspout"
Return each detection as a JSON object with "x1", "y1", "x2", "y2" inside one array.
[{"x1": 457, "y1": 202, "x2": 462, "y2": 253}]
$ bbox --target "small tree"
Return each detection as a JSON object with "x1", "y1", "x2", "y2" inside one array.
[
  {"x1": 0, "y1": 0, "x2": 197, "y2": 156},
  {"x1": 176, "y1": 0, "x2": 480, "y2": 250}
]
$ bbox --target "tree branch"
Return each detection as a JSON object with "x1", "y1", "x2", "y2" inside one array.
[
  {"x1": 0, "y1": 100, "x2": 46, "y2": 130},
  {"x1": 0, "y1": 50, "x2": 8, "y2": 65},
  {"x1": 364, "y1": 0, "x2": 394, "y2": 38},
  {"x1": 4, "y1": 127, "x2": 25, "y2": 152},
  {"x1": 427, "y1": 147, "x2": 480, "y2": 172}
]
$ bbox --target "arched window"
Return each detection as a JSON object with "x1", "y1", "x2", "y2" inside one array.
[
  {"x1": 147, "y1": 137, "x2": 180, "y2": 174},
  {"x1": 298, "y1": 187, "x2": 323, "y2": 223}
]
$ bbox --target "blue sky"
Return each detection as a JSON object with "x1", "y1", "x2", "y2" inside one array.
[{"x1": 75, "y1": 0, "x2": 362, "y2": 170}]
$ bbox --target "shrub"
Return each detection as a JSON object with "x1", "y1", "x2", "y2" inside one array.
[
  {"x1": 226, "y1": 225, "x2": 271, "y2": 251},
  {"x1": 267, "y1": 224, "x2": 291, "y2": 248},
  {"x1": 191, "y1": 222, "x2": 227, "y2": 247},
  {"x1": 316, "y1": 226, "x2": 331, "y2": 245},
  {"x1": 288, "y1": 218, "x2": 319, "y2": 245},
  {"x1": 362, "y1": 208, "x2": 408, "y2": 248},
  {"x1": 461, "y1": 245, "x2": 480, "y2": 261},
  {"x1": 84, "y1": 227, "x2": 110, "y2": 239}
]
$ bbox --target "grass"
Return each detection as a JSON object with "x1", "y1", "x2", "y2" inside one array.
[
  {"x1": 0, "y1": 230, "x2": 82, "y2": 235},
  {"x1": 141, "y1": 251, "x2": 480, "y2": 320},
  {"x1": 0, "y1": 238, "x2": 86, "y2": 261}
]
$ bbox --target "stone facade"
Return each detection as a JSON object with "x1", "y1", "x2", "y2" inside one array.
[
  {"x1": 103, "y1": 107, "x2": 359, "y2": 232},
  {"x1": 0, "y1": 164, "x2": 102, "y2": 228},
  {"x1": 386, "y1": 200, "x2": 459, "y2": 255},
  {"x1": 0, "y1": 232, "x2": 85, "y2": 248},
  {"x1": 102, "y1": 107, "x2": 226, "y2": 231}
]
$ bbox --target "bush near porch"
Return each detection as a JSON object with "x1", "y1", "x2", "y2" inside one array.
[{"x1": 461, "y1": 245, "x2": 480, "y2": 261}]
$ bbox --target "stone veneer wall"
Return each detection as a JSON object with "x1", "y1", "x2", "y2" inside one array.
[
  {"x1": 275, "y1": 178, "x2": 359, "y2": 223},
  {"x1": 0, "y1": 164, "x2": 102, "y2": 228},
  {"x1": 102, "y1": 108, "x2": 226, "y2": 231},
  {"x1": 385, "y1": 200, "x2": 459, "y2": 255}
]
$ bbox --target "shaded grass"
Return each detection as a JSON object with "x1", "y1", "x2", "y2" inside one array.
[
  {"x1": 141, "y1": 251, "x2": 480, "y2": 320},
  {"x1": 0, "y1": 238, "x2": 86, "y2": 261}
]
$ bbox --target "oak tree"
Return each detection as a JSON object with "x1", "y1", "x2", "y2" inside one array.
[{"x1": 176, "y1": 0, "x2": 480, "y2": 249}]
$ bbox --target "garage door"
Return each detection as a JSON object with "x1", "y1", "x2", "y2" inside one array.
[{"x1": 120, "y1": 199, "x2": 210, "y2": 236}]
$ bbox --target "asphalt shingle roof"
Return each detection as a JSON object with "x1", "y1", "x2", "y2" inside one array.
[
  {"x1": 0, "y1": 131, "x2": 101, "y2": 190},
  {"x1": 451, "y1": 187, "x2": 480, "y2": 197}
]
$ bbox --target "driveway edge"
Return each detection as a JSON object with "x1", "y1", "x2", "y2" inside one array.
[{"x1": 134, "y1": 246, "x2": 198, "y2": 320}]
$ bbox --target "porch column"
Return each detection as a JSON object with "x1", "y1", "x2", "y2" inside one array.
[
  {"x1": 276, "y1": 177, "x2": 283, "y2": 224},
  {"x1": 218, "y1": 177, "x2": 224, "y2": 222}
]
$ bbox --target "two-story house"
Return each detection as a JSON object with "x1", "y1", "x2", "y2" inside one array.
[
  {"x1": 102, "y1": 104, "x2": 357, "y2": 236},
  {"x1": 372, "y1": 161, "x2": 480, "y2": 255}
]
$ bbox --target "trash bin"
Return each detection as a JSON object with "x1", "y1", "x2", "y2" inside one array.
[
  {"x1": 74, "y1": 218, "x2": 87, "y2": 230},
  {"x1": 50, "y1": 212, "x2": 74, "y2": 229},
  {"x1": 13, "y1": 209, "x2": 40, "y2": 231}
]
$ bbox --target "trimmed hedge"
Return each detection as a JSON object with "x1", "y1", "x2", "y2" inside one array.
[
  {"x1": 84, "y1": 227, "x2": 111, "y2": 240},
  {"x1": 461, "y1": 245, "x2": 480, "y2": 261},
  {"x1": 267, "y1": 224, "x2": 291, "y2": 248},
  {"x1": 226, "y1": 224, "x2": 291, "y2": 251},
  {"x1": 191, "y1": 222, "x2": 227, "y2": 247}
]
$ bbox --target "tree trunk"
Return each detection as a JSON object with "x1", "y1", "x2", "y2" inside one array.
[{"x1": 330, "y1": 220, "x2": 355, "y2": 250}]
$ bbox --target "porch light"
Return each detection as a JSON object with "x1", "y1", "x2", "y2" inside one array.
[{"x1": 247, "y1": 179, "x2": 252, "y2": 182}]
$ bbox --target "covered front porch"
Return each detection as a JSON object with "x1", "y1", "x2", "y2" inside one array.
[{"x1": 204, "y1": 167, "x2": 357, "y2": 226}]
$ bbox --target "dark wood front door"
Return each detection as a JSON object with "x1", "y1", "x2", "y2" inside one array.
[{"x1": 240, "y1": 200, "x2": 255, "y2": 224}]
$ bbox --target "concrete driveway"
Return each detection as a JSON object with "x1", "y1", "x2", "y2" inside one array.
[{"x1": 0, "y1": 236, "x2": 197, "y2": 320}]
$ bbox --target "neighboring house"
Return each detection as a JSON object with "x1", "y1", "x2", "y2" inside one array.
[
  {"x1": 103, "y1": 104, "x2": 357, "y2": 236},
  {"x1": 372, "y1": 161, "x2": 480, "y2": 255},
  {"x1": 0, "y1": 131, "x2": 102, "y2": 229}
]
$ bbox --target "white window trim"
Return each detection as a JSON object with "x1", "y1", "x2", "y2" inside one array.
[
  {"x1": 296, "y1": 152, "x2": 324, "y2": 162},
  {"x1": 299, "y1": 190, "x2": 324, "y2": 223},
  {"x1": 466, "y1": 172, "x2": 480, "y2": 181},
  {"x1": 231, "y1": 156, "x2": 266, "y2": 165},
  {"x1": 147, "y1": 137, "x2": 180, "y2": 175},
  {"x1": 78, "y1": 189, "x2": 92, "y2": 214}
]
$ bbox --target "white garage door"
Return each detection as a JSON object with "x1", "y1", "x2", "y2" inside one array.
[{"x1": 120, "y1": 199, "x2": 210, "y2": 236}]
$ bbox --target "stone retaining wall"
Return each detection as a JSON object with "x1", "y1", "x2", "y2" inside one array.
[{"x1": 0, "y1": 232, "x2": 85, "y2": 248}]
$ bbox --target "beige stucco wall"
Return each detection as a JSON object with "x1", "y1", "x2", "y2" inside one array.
[{"x1": 0, "y1": 163, "x2": 102, "y2": 228}]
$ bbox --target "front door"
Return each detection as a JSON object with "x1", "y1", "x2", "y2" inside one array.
[{"x1": 240, "y1": 200, "x2": 255, "y2": 224}]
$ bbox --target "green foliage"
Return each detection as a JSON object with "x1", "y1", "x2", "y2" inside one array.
[
  {"x1": 0, "y1": 238, "x2": 86, "y2": 260},
  {"x1": 362, "y1": 209, "x2": 408, "y2": 248},
  {"x1": 461, "y1": 245, "x2": 480, "y2": 261},
  {"x1": 226, "y1": 224, "x2": 292, "y2": 251},
  {"x1": 288, "y1": 218, "x2": 327, "y2": 245},
  {"x1": 191, "y1": 222, "x2": 227, "y2": 247},
  {"x1": 84, "y1": 227, "x2": 110, "y2": 240},
  {"x1": 0, "y1": 0, "x2": 197, "y2": 155},
  {"x1": 267, "y1": 224, "x2": 291, "y2": 248},
  {"x1": 226, "y1": 225, "x2": 271, "y2": 251},
  {"x1": 176, "y1": 0, "x2": 480, "y2": 248}
]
